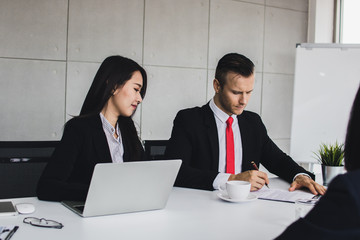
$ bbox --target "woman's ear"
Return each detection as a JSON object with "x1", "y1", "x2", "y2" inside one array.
[{"x1": 112, "y1": 84, "x2": 120, "y2": 95}]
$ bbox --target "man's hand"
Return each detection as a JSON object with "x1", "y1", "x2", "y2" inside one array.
[
  {"x1": 289, "y1": 174, "x2": 326, "y2": 195},
  {"x1": 228, "y1": 170, "x2": 269, "y2": 191}
]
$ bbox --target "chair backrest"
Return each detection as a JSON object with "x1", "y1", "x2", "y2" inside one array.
[
  {"x1": 0, "y1": 141, "x2": 58, "y2": 199},
  {"x1": 143, "y1": 140, "x2": 168, "y2": 160}
]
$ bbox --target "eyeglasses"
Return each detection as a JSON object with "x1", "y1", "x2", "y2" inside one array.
[{"x1": 23, "y1": 217, "x2": 63, "y2": 229}]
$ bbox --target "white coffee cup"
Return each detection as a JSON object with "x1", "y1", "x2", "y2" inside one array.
[{"x1": 221, "y1": 180, "x2": 251, "y2": 200}]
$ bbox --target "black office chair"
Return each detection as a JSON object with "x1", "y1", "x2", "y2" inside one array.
[
  {"x1": 0, "y1": 141, "x2": 58, "y2": 199},
  {"x1": 143, "y1": 140, "x2": 169, "y2": 160}
]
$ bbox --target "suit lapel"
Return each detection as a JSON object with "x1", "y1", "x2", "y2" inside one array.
[
  {"x1": 238, "y1": 113, "x2": 252, "y2": 171},
  {"x1": 121, "y1": 135, "x2": 131, "y2": 162},
  {"x1": 90, "y1": 115, "x2": 112, "y2": 163},
  {"x1": 202, "y1": 104, "x2": 220, "y2": 171}
]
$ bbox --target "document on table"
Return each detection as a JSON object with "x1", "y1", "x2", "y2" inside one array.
[
  {"x1": 0, "y1": 226, "x2": 19, "y2": 240},
  {"x1": 254, "y1": 188, "x2": 315, "y2": 203}
]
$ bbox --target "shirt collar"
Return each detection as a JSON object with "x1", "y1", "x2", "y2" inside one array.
[
  {"x1": 209, "y1": 98, "x2": 236, "y2": 124},
  {"x1": 99, "y1": 113, "x2": 120, "y2": 140}
]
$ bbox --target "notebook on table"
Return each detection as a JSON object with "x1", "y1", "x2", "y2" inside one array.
[{"x1": 61, "y1": 159, "x2": 182, "y2": 217}]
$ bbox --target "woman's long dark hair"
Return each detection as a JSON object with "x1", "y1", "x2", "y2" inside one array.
[
  {"x1": 344, "y1": 85, "x2": 360, "y2": 171},
  {"x1": 80, "y1": 56, "x2": 147, "y2": 115},
  {"x1": 80, "y1": 55, "x2": 147, "y2": 160}
]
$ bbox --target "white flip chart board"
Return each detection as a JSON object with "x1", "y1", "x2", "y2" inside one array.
[{"x1": 290, "y1": 43, "x2": 360, "y2": 163}]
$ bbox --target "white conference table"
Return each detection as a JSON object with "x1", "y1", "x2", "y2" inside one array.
[{"x1": 1, "y1": 178, "x2": 304, "y2": 240}]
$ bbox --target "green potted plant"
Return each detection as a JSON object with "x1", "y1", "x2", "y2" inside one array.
[{"x1": 314, "y1": 142, "x2": 345, "y2": 186}]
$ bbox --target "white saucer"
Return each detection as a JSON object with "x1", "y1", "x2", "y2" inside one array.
[{"x1": 217, "y1": 192, "x2": 258, "y2": 203}]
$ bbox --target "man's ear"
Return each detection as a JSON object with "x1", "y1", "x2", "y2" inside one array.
[{"x1": 213, "y1": 79, "x2": 221, "y2": 93}]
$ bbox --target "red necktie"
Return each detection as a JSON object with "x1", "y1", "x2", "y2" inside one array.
[{"x1": 226, "y1": 117, "x2": 235, "y2": 174}]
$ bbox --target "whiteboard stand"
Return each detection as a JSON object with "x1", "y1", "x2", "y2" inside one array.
[{"x1": 291, "y1": 43, "x2": 360, "y2": 167}]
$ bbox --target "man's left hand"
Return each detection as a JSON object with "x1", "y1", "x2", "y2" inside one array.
[{"x1": 289, "y1": 174, "x2": 326, "y2": 195}]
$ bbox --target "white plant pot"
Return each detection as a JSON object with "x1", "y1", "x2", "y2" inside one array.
[{"x1": 321, "y1": 165, "x2": 345, "y2": 186}]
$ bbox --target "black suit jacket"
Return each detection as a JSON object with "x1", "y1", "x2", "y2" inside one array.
[
  {"x1": 37, "y1": 114, "x2": 144, "y2": 201},
  {"x1": 165, "y1": 103, "x2": 314, "y2": 190},
  {"x1": 275, "y1": 169, "x2": 360, "y2": 240}
]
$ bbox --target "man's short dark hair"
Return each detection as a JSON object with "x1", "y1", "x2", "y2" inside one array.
[{"x1": 215, "y1": 53, "x2": 255, "y2": 88}]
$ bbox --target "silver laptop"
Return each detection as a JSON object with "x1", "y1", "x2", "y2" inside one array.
[{"x1": 61, "y1": 159, "x2": 181, "y2": 217}]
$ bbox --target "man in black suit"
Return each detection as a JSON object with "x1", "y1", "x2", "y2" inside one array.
[{"x1": 166, "y1": 53, "x2": 325, "y2": 195}]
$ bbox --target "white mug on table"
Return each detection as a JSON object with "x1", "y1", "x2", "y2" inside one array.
[{"x1": 220, "y1": 180, "x2": 251, "y2": 200}]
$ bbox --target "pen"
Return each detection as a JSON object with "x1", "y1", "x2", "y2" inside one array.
[
  {"x1": 5, "y1": 226, "x2": 18, "y2": 240},
  {"x1": 312, "y1": 194, "x2": 321, "y2": 200},
  {"x1": 251, "y1": 161, "x2": 269, "y2": 188}
]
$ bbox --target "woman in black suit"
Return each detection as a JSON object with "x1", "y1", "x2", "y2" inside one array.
[
  {"x1": 37, "y1": 56, "x2": 147, "y2": 201},
  {"x1": 275, "y1": 86, "x2": 360, "y2": 239}
]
